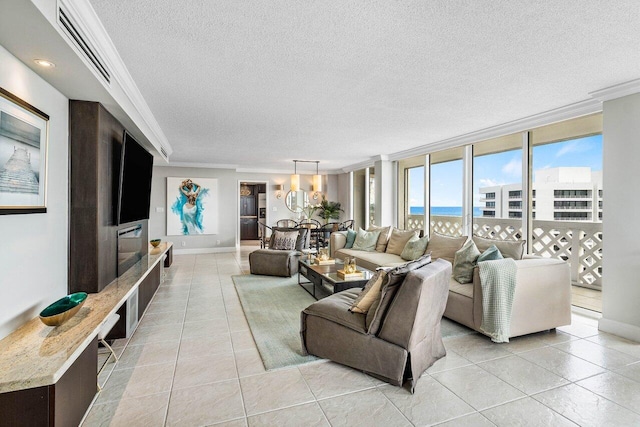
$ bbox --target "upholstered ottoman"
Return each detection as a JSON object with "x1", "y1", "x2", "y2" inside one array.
[{"x1": 249, "y1": 249, "x2": 300, "y2": 277}]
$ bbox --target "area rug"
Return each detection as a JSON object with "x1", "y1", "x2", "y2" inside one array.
[
  {"x1": 232, "y1": 274, "x2": 317, "y2": 370},
  {"x1": 232, "y1": 274, "x2": 477, "y2": 370}
]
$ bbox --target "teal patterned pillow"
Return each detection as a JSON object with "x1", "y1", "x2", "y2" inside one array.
[
  {"x1": 477, "y1": 244, "x2": 504, "y2": 262},
  {"x1": 344, "y1": 229, "x2": 357, "y2": 249},
  {"x1": 400, "y1": 235, "x2": 429, "y2": 261},
  {"x1": 352, "y1": 228, "x2": 381, "y2": 252}
]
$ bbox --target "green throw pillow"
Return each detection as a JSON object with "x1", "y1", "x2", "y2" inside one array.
[
  {"x1": 344, "y1": 229, "x2": 357, "y2": 249},
  {"x1": 452, "y1": 240, "x2": 480, "y2": 284},
  {"x1": 400, "y1": 235, "x2": 429, "y2": 261},
  {"x1": 477, "y1": 244, "x2": 504, "y2": 262},
  {"x1": 352, "y1": 228, "x2": 380, "y2": 252}
]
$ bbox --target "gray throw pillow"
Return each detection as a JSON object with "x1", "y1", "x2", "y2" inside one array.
[
  {"x1": 269, "y1": 227, "x2": 308, "y2": 251},
  {"x1": 400, "y1": 235, "x2": 429, "y2": 261},
  {"x1": 367, "y1": 225, "x2": 391, "y2": 252},
  {"x1": 352, "y1": 228, "x2": 380, "y2": 252},
  {"x1": 386, "y1": 228, "x2": 418, "y2": 255},
  {"x1": 426, "y1": 233, "x2": 468, "y2": 264},
  {"x1": 472, "y1": 235, "x2": 525, "y2": 260},
  {"x1": 477, "y1": 244, "x2": 504, "y2": 262},
  {"x1": 452, "y1": 240, "x2": 480, "y2": 284},
  {"x1": 272, "y1": 230, "x2": 298, "y2": 250}
]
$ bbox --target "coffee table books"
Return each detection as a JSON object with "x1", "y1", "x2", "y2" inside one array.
[{"x1": 336, "y1": 269, "x2": 364, "y2": 279}]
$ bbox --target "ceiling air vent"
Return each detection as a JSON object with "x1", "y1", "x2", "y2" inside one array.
[
  {"x1": 58, "y1": 5, "x2": 111, "y2": 84},
  {"x1": 159, "y1": 146, "x2": 169, "y2": 161}
]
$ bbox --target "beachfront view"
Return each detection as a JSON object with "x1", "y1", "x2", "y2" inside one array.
[{"x1": 402, "y1": 132, "x2": 603, "y2": 312}]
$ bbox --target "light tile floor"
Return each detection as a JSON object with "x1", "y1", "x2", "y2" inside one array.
[{"x1": 84, "y1": 248, "x2": 640, "y2": 426}]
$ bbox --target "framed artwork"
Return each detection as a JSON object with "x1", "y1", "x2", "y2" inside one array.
[
  {"x1": 0, "y1": 88, "x2": 49, "y2": 214},
  {"x1": 167, "y1": 177, "x2": 219, "y2": 235}
]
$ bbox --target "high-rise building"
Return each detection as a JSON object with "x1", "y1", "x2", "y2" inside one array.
[{"x1": 479, "y1": 167, "x2": 602, "y2": 222}]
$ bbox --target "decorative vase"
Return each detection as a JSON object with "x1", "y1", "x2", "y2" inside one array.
[{"x1": 344, "y1": 257, "x2": 357, "y2": 274}]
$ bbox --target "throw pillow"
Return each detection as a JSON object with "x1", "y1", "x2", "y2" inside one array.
[
  {"x1": 477, "y1": 244, "x2": 504, "y2": 262},
  {"x1": 352, "y1": 228, "x2": 380, "y2": 252},
  {"x1": 452, "y1": 240, "x2": 481, "y2": 284},
  {"x1": 367, "y1": 225, "x2": 391, "y2": 252},
  {"x1": 472, "y1": 235, "x2": 525, "y2": 260},
  {"x1": 269, "y1": 227, "x2": 308, "y2": 250},
  {"x1": 271, "y1": 230, "x2": 298, "y2": 250},
  {"x1": 425, "y1": 233, "x2": 468, "y2": 264},
  {"x1": 400, "y1": 235, "x2": 429, "y2": 261},
  {"x1": 344, "y1": 229, "x2": 357, "y2": 249},
  {"x1": 385, "y1": 228, "x2": 418, "y2": 255},
  {"x1": 349, "y1": 270, "x2": 388, "y2": 314},
  {"x1": 366, "y1": 254, "x2": 432, "y2": 335}
]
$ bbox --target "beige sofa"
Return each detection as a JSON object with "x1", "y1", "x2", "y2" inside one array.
[{"x1": 330, "y1": 231, "x2": 571, "y2": 339}]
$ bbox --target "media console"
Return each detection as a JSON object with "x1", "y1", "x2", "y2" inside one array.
[{"x1": 0, "y1": 242, "x2": 172, "y2": 427}]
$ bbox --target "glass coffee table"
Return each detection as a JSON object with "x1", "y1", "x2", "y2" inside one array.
[{"x1": 298, "y1": 257, "x2": 373, "y2": 300}]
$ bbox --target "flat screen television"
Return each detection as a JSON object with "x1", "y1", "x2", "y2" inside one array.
[{"x1": 117, "y1": 130, "x2": 153, "y2": 225}]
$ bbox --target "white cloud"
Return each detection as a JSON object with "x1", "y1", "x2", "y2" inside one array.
[
  {"x1": 555, "y1": 140, "x2": 592, "y2": 157},
  {"x1": 502, "y1": 158, "x2": 521, "y2": 176},
  {"x1": 479, "y1": 178, "x2": 501, "y2": 187}
]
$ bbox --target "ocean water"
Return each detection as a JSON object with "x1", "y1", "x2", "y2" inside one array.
[{"x1": 410, "y1": 206, "x2": 483, "y2": 217}]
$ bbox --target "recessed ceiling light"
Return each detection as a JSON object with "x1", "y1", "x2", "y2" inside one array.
[{"x1": 34, "y1": 59, "x2": 56, "y2": 68}]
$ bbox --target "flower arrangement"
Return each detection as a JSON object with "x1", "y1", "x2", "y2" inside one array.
[{"x1": 302, "y1": 202, "x2": 321, "y2": 219}]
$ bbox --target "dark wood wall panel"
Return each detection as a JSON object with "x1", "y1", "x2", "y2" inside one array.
[{"x1": 69, "y1": 101, "x2": 122, "y2": 294}]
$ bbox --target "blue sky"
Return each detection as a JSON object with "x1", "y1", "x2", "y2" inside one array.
[{"x1": 408, "y1": 134, "x2": 603, "y2": 208}]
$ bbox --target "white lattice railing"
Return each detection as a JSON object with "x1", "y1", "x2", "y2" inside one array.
[{"x1": 409, "y1": 214, "x2": 603, "y2": 290}]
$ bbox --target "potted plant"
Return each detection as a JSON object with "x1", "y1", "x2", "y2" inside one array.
[{"x1": 318, "y1": 196, "x2": 343, "y2": 224}]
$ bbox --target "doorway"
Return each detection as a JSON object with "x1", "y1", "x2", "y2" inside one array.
[{"x1": 238, "y1": 181, "x2": 267, "y2": 245}]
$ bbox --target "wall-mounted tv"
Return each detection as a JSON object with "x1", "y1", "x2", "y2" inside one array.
[{"x1": 117, "y1": 130, "x2": 153, "y2": 225}]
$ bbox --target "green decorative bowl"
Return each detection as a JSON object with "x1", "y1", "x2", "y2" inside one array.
[
  {"x1": 150, "y1": 239, "x2": 162, "y2": 248},
  {"x1": 39, "y1": 292, "x2": 88, "y2": 327}
]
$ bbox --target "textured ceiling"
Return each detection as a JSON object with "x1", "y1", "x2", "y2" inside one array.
[{"x1": 89, "y1": 0, "x2": 640, "y2": 171}]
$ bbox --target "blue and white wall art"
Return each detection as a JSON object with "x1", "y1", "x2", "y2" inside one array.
[{"x1": 166, "y1": 177, "x2": 218, "y2": 235}]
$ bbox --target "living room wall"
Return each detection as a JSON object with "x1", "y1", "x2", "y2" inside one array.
[
  {"x1": 0, "y1": 45, "x2": 69, "y2": 339},
  {"x1": 150, "y1": 166, "x2": 342, "y2": 253},
  {"x1": 600, "y1": 92, "x2": 640, "y2": 341}
]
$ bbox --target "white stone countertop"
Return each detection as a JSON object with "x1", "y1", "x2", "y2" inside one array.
[{"x1": 0, "y1": 242, "x2": 172, "y2": 394}]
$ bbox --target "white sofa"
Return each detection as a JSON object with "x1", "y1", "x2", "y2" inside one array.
[{"x1": 330, "y1": 230, "x2": 571, "y2": 339}]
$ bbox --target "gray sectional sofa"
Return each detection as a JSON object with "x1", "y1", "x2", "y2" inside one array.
[{"x1": 330, "y1": 229, "x2": 571, "y2": 339}]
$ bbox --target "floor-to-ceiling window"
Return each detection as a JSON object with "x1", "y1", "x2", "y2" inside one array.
[
  {"x1": 430, "y1": 147, "x2": 464, "y2": 236},
  {"x1": 472, "y1": 133, "x2": 523, "y2": 240},
  {"x1": 530, "y1": 114, "x2": 603, "y2": 312}
]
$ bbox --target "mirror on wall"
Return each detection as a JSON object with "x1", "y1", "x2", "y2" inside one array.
[{"x1": 285, "y1": 190, "x2": 309, "y2": 213}]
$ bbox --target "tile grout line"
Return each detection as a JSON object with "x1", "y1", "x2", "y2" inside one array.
[
  {"x1": 163, "y1": 259, "x2": 196, "y2": 427},
  {"x1": 219, "y1": 253, "x2": 249, "y2": 424}
]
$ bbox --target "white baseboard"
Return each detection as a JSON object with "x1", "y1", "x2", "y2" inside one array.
[
  {"x1": 571, "y1": 305, "x2": 602, "y2": 320},
  {"x1": 173, "y1": 247, "x2": 236, "y2": 255},
  {"x1": 598, "y1": 317, "x2": 640, "y2": 342}
]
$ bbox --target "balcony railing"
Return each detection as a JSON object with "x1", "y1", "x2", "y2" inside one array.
[{"x1": 406, "y1": 214, "x2": 602, "y2": 290}]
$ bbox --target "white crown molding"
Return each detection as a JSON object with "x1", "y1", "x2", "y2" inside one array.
[
  {"x1": 57, "y1": 0, "x2": 172, "y2": 158},
  {"x1": 340, "y1": 159, "x2": 375, "y2": 173},
  {"x1": 386, "y1": 98, "x2": 602, "y2": 162},
  {"x1": 371, "y1": 154, "x2": 389, "y2": 162},
  {"x1": 589, "y1": 78, "x2": 640, "y2": 102},
  {"x1": 337, "y1": 97, "x2": 602, "y2": 172}
]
